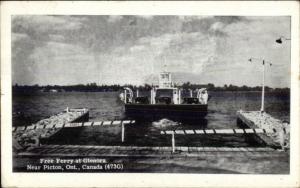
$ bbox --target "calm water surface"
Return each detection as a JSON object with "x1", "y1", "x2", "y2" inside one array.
[{"x1": 13, "y1": 91, "x2": 290, "y2": 147}]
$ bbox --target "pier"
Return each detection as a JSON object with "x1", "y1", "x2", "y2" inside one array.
[
  {"x1": 12, "y1": 109, "x2": 290, "y2": 174},
  {"x1": 237, "y1": 110, "x2": 290, "y2": 149},
  {"x1": 13, "y1": 108, "x2": 89, "y2": 152},
  {"x1": 13, "y1": 108, "x2": 90, "y2": 132},
  {"x1": 160, "y1": 128, "x2": 279, "y2": 135},
  {"x1": 160, "y1": 127, "x2": 288, "y2": 153},
  {"x1": 13, "y1": 108, "x2": 136, "y2": 153}
]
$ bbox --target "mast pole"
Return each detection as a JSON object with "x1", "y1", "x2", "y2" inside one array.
[{"x1": 261, "y1": 60, "x2": 265, "y2": 113}]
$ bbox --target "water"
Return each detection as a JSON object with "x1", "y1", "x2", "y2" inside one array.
[{"x1": 13, "y1": 91, "x2": 290, "y2": 147}]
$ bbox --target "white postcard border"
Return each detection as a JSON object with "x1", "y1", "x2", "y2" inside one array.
[{"x1": 1, "y1": 1, "x2": 299, "y2": 187}]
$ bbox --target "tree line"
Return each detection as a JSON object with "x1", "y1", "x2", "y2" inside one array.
[{"x1": 12, "y1": 82, "x2": 289, "y2": 94}]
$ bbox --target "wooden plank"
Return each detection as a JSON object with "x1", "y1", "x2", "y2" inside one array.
[
  {"x1": 234, "y1": 129, "x2": 245, "y2": 134},
  {"x1": 93, "y1": 121, "x2": 102, "y2": 126},
  {"x1": 102, "y1": 121, "x2": 112, "y2": 126},
  {"x1": 204, "y1": 130, "x2": 214, "y2": 134},
  {"x1": 83, "y1": 122, "x2": 92, "y2": 126},
  {"x1": 195, "y1": 130, "x2": 204, "y2": 134},
  {"x1": 185, "y1": 130, "x2": 195, "y2": 134},
  {"x1": 166, "y1": 130, "x2": 174, "y2": 134},
  {"x1": 175, "y1": 130, "x2": 184, "y2": 134},
  {"x1": 216, "y1": 129, "x2": 234, "y2": 134},
  {"x1": 112, "y1": 120, "x2": 121, "y2": 125},
  {"x1": 254, "y1": 129, "x2": 265, "y2": 134},
  {"x1": 70, "y1": 123, "x2": 82, "y2": 127},
  {"x1": 245, "y1": 129, "x2": 255, "y2": 133}
]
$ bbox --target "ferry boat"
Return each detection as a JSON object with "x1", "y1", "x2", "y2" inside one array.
[{"x1": 120, "y1": 72, "x2": 209, "y2": 121}]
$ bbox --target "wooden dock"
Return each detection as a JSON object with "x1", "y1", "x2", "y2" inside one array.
[
  {"x1": 237, "y1": 110, "x2": 290, "y2": 148},
  {"x1": 13, "y1": 108, "x2": 288, "y2": 157},
  {"x1": 160, "y1": 128, "x2": 278, "y2": 135},
  {"x1": 16, "y1": 144, "x2": 279, "y2": 158},
  {"x1": 160, "y1": 127, "x2": 289, "y2": 153},
  {"x1": 13, "y1": 108, "x2": 136, "y2": 153},
  {"x1": 13, "y1": 120, "x2": 135, "y2": 132},
  {"x1": 13, "y1": 108, "x2": 90, "y2": 152}
]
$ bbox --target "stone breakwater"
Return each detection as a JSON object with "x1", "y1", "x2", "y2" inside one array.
[
  {"x1": 13, "y1": 109, "x2": 88, "y2": 153},
  {"x1": 237, "y1": 111, "x2": 290, "y2": 148}
]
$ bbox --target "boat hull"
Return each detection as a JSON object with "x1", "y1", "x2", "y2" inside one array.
[{"x1": 125, "y1": 104, "x2": 208, "y2": 121}]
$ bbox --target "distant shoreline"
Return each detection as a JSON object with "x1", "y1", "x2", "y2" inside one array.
[{"x1": 12, "y1": 83, "x2": 290, "y2": 94}]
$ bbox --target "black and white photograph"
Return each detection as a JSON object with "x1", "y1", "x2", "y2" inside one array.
[{"x1": 1, "y1": 1, "x2": 300, "y2": 187}]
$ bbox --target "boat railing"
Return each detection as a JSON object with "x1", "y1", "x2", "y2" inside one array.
[{"x1": 122, "y1": 87, "x2": 208, "y2": 105}]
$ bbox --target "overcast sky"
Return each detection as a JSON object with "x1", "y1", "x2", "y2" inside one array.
[{"x1": 12, "y1": 16, "x2": 290, "y2": 87}]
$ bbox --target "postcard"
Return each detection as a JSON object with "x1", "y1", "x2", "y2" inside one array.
[{"x1": 1, "y1": 1, "x2": 299, "y2": 187}]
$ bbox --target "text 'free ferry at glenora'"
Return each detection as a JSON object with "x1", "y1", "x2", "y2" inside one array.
[{"x1": 120, "y1": 72, "x2": 209, "y2": 121}]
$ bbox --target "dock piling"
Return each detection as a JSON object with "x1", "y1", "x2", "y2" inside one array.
[
  {"x1": 121, "y1": 122, "x2": 125, "y2": 143},
  {"x1": 172, "y1": 132, "x2": 175, "y2": 153}
]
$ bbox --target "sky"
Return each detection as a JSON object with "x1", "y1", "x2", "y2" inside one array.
[{"x1": 12, "y1": 16, "x2": 291, "y2": 87}]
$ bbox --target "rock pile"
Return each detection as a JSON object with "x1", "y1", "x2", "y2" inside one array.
[
  {"x1": 13, "y1": 110, "x2": 85, "y2": 153},
  {"x1": 240, "y1": 111, "x2": 290, "y2": 149}
]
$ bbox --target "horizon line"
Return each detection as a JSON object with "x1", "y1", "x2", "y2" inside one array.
[{"x1": 12, "y1": 83, "x2": 290, "y2": 89}]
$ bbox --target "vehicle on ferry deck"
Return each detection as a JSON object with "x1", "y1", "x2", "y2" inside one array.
[{"x1": 120, "y1": 72, "x2": 209, "y2": 121}]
